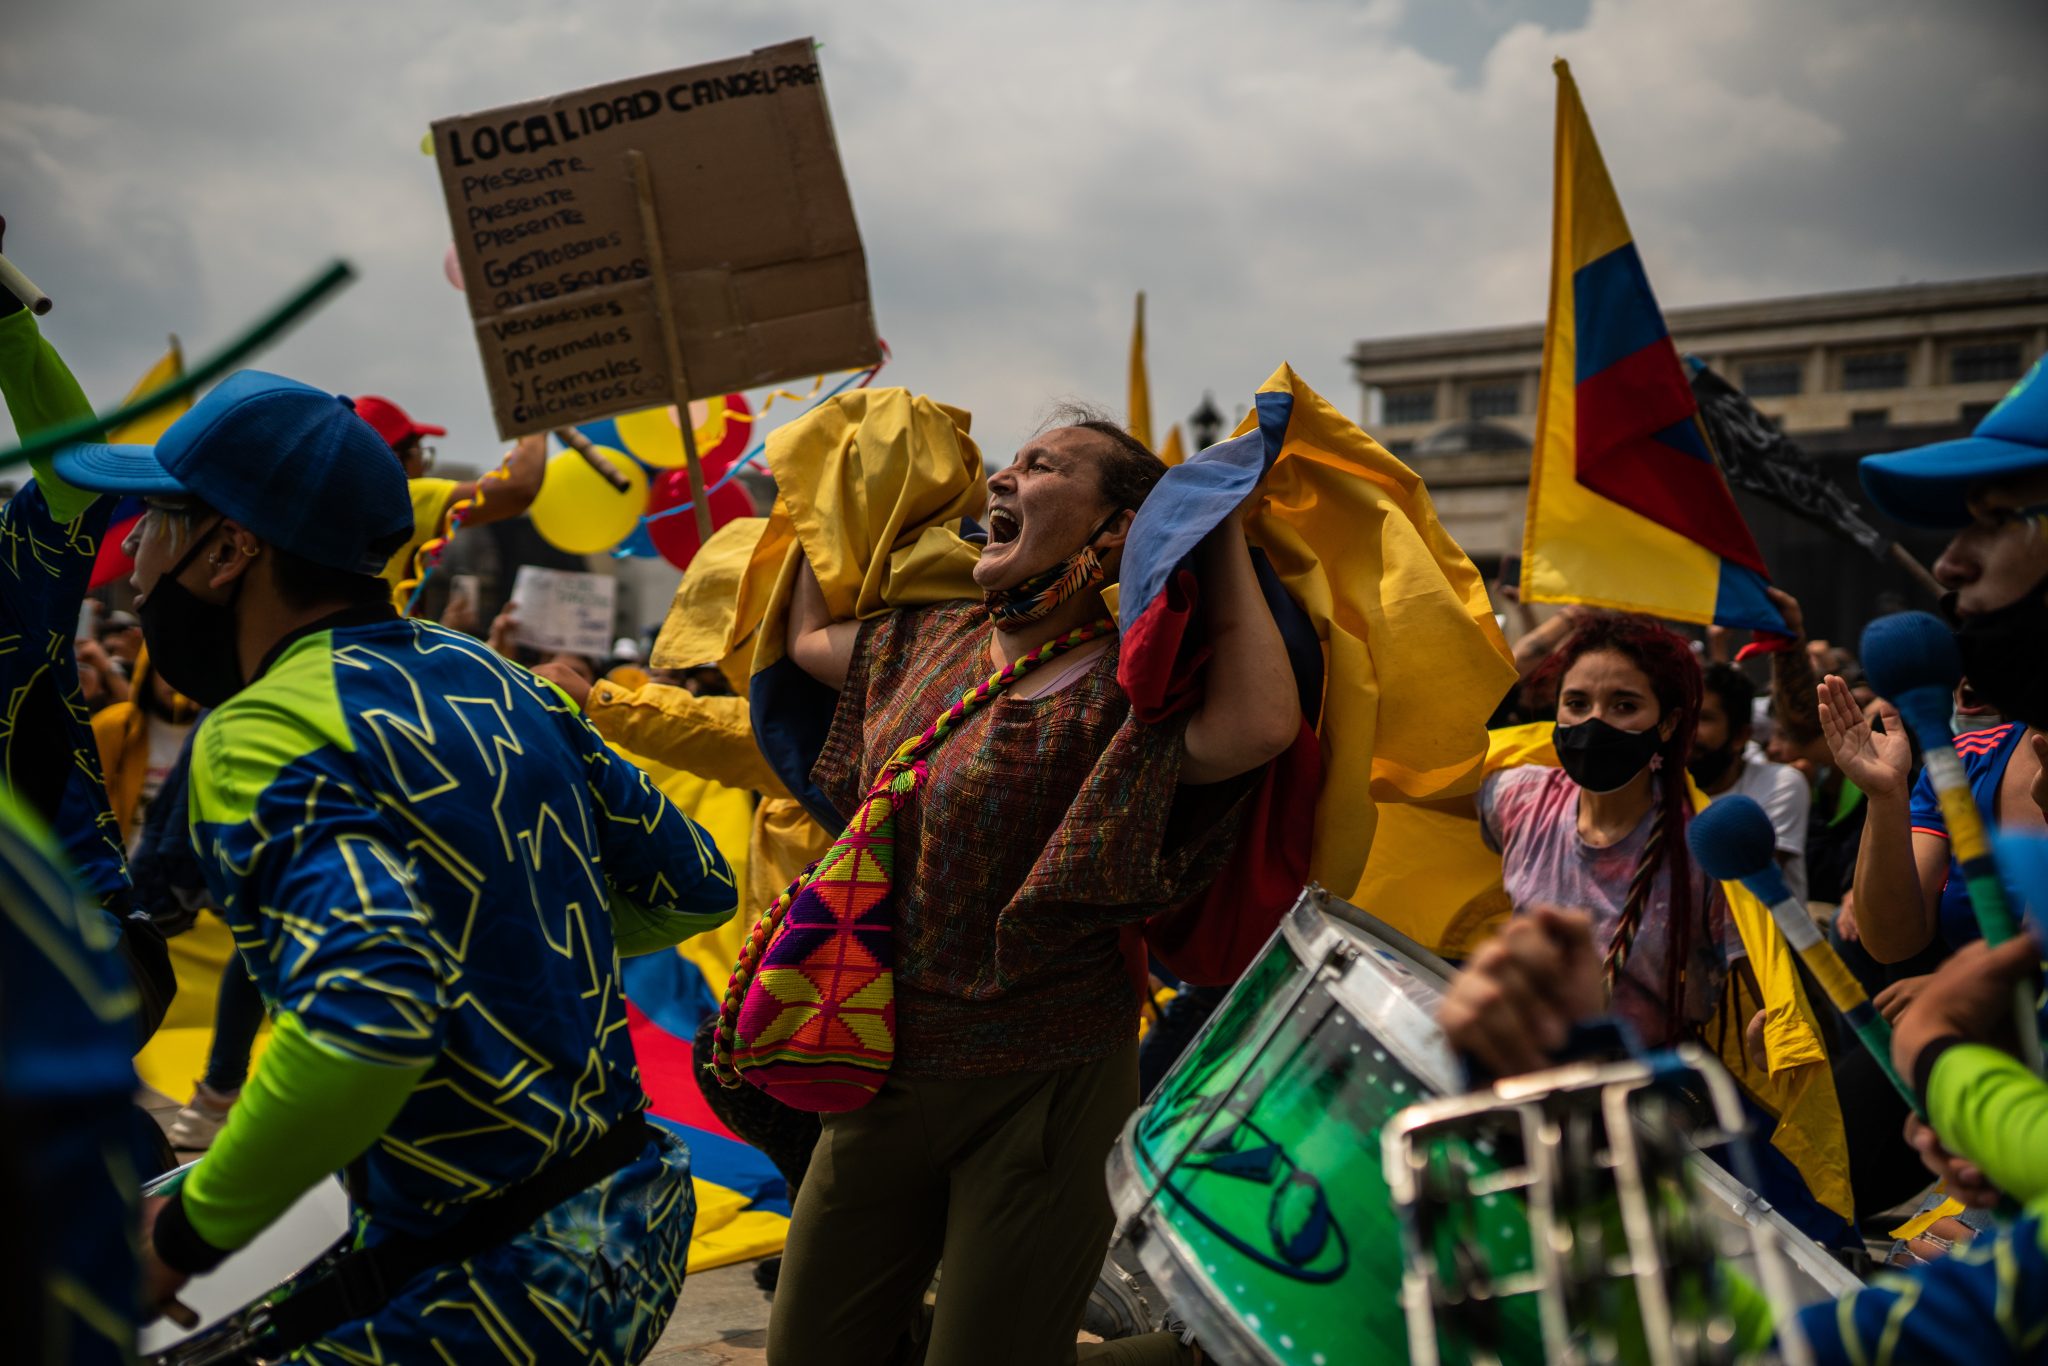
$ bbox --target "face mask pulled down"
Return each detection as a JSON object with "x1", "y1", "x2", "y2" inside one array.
[
  {"x1": 138, "y1": 526, "x2": 247, "y2": 708},
  {"x1": 1554, "y1": 716, "x2": 1664, "y2": 794},
  {"x1": 983, "y1": 511, "x2": 1120, "y2": 627},
  {"x1": 1948, "y1": 573, "x2": 2048, "y2": 732}
]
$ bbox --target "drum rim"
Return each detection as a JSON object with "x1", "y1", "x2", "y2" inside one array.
[{"x1": 1108, "y1": 1117, "x2": 1289, "y2": 1366}]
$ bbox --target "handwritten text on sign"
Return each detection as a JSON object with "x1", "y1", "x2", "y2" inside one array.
[
  {"x1": 433, "y1": 39, "x2": 880, "y2": 440},
  {"x1": 510, "y1": 565, "x2": 618, "y2": 661}
]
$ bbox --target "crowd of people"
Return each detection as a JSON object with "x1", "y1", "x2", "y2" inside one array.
[{"x1": 4, "y1": 203, "x2": 2048, "y2": 1366}]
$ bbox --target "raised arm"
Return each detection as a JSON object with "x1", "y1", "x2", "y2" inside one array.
[
  {"x1": 1824, "y1": 673, "x2": 1944, "y2": 961},
  {"x1": 1762, "y1": 588, "x2": 1823, "y2": 747},
  {"x1": 0, "y1": 296, "x2": 98, "y2": 524},
  {"x1": 787, "y1": 549, "x2": 860, "y2": 691},
  {"x1": 456, "y1": 434, "x2": 547, "y2": 527},
  {"x1": 1180, "y1": 515, "x2": 1301, "y2": 786}
]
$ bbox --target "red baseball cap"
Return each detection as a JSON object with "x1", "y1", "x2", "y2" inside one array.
[{"x1": 352, "y1": 395, "x2": 448, "y2": 450}]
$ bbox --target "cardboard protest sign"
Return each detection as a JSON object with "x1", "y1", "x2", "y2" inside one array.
[
  {"x1": 433, "y1": 38, "x2": 880, "y2": 439},
  {"x1": 510, "y1": 565, "x2": 618, "y2": 660}
]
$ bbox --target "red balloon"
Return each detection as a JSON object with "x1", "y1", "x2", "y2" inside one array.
[
  {"x1": 646, "y1": 453, "x2": 754, "y2": 569},
  {"x1": 705, "y1": 392, "x2": 752, "y2": 465}
]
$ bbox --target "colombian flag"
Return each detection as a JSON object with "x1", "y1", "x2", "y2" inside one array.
[{"x1": 1521, "y1": 61, "x2": 1785, "y2": 634}]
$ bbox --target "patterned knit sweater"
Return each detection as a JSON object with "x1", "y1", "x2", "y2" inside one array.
[{"x1": 813, "y1": 601, "x2": 1242, "y2": 1078}]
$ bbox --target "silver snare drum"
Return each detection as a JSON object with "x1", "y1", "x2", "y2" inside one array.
[{"x1": 139, "y1": 1165, "x2": 351, "y2": 1365}]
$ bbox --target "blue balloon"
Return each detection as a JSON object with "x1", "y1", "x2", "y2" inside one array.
[{"x1": 611, "y1": 520, "x2": 658, "y2": 559}]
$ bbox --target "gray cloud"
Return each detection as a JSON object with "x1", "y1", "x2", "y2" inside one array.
[{"x1": 4, "y1": 0, "x2": 2044, "y2": 468}]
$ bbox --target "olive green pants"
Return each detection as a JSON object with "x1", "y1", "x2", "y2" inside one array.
[{"x1": 767, "y1": 1037, "x2": 1188, "y2": 1366}]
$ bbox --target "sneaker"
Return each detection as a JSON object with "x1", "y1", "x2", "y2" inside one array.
[{"x1": 165, "y1": 1081, "x2": 238, "y2": 1150}]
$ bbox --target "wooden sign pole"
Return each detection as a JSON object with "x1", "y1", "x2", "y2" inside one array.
[{"x1": 626, "y1": 149, "x2": 716, "y2": 545}]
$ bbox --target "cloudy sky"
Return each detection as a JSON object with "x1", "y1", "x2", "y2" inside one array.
[{"x1": 4, "y1": 0, "x2": 2044, "y2": 464}]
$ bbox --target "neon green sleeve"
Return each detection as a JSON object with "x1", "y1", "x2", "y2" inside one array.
[
  {"x1": 0, "y1": 309, "x2": 99, "y2": 524},
  {"x1": 610, "y1": 887, "x2": 733, "y2": 956},
  {"x1": 1723, "y1": 1266, "x2": 1776, "y2": 1356},
  {"x1": 181, "y1": 1010, "x2": 429, "y2": 1251},
  {"x1": 1926, "y1": 1042, "x2": 2048, "y2": 1205}
]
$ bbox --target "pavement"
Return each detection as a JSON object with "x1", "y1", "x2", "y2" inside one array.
[{"x1": 645, "y1": 1260, "x2": 773, "y2": 1365}]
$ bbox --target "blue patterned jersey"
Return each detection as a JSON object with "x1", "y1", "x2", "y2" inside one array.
[
  {"x1": 188, "y1": 615, "x2": 735, "y2": 1240},
  {"x1": 0, "y1": 787, "x2": 137, "y2": 1366},
  {"x1": 0, "y1": 310, "x2": 128, "y2": 902},
  {"x1": 1796, "y1": 1205, "x2": 2048, "y2": 1364}
]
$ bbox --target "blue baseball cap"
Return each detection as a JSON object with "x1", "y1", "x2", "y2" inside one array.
[
  {"x1": 53, "y1": 370, "x2": 412, "y2": 575},
  {"x1": 1861, "y1": 357, "x2": 2048, "y2": 528}
]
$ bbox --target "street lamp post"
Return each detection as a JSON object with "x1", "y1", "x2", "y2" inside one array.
[{"x1": 1188, "y1": 392, "x2": 1224, "y2": 453}]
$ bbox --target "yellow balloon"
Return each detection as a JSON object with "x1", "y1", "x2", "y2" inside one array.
[
  {"x1": 528, "y1": 446, "x2": 649, "y2": 555},
  {"x1": 613, "y1": 399, "x2": 728, "y2": 469}
]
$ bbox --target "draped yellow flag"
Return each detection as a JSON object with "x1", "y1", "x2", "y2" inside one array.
[
  {"x1": 1128, "y1": 291, "x2": 1153, "y2": 452},
  {"x1": 108, "y1": 336, "x2": 188, "y2": 445}
]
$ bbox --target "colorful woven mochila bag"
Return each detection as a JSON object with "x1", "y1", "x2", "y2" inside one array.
[{"x1": 712, "y1": 617, "x2": 1115, "y2": 1112}]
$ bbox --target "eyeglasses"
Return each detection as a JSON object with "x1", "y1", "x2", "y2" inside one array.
[{"x1": 415, "y1": 443, "x2": 438, "y2": 472}]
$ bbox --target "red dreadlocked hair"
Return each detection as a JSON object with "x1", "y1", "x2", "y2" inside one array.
[{"x1": 1531, "y1": 612, "x2": 1704, "y2": 1045}]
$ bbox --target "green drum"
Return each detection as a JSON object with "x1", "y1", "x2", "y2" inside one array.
[
  {"x1": 1109, "y1": 888, "x2": 1860, "y2": 1365},
  {"x1": 1108, "y1": 887, "x2": 1546, "y2": 1366}
]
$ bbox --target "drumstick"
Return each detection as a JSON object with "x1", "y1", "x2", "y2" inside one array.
[
  {"x1": 1689, "y1": 796, "x2": 1921, "y2": 1113},
  {"x1": 1861, "y1": 611, "x2": 2044, "y2": 1076},
  {"x1": 551, "y1": 425, "x2": 632, "y2": 493},
  {"x1": 0, "y1": 251, "x2": 53, "y2": 315}
]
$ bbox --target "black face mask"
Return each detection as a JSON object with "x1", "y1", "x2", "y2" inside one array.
[
  {"x1": 1949, "y1": 573, "x2": 2048, "y2": 732},
  {"x1": 138, "y1": 523, "x2": 247, "y2": 708},
  {"x1": 1554, "y1": 717, "x2": 1665, "y2": 794},
  {"x1": 1685, "y1": 737, "x2": 1739, "y2": 789}
]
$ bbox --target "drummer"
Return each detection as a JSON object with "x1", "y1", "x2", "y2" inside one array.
[
  {"x1": 1438, "y1": 906, "x2": 2048, "y2": 1362},
  {"x1": 767, "y1": 412, "x2": 1299, "y2": 1365},
  {"x1": 54, "y1": 372, "x2": 738, "y2": 1362}
]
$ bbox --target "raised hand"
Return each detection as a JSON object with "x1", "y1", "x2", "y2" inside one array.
[{"x1": 1819, "y1": 672, "x2": 1911, "y2": 798}]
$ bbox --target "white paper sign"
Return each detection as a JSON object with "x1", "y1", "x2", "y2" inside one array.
[{"x1": 510, "y1": 565, "x2": 617, "y2": 659}]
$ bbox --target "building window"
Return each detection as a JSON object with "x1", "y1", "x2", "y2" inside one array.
[
  {"x1": 1960, "y1": 401, "x2": 1997, "y2": 427},
  {"x1": 1840, "y1": 351, "x2": 1908, "y2": 391},
  {"x1": 1466, "y1": 382, "x2": 1519, "y2": 420},
  {"x1": 1738, "y1": 359, "x2": 1804, "y2": 398},
  {"x1": 1850, "y1": 408, "x2": 1889, "y2": 430},
  {"x1": 1950, "y1": 341, "x2": 2023, "y2": 385},
  {"x1": 1380, "y1": 386, "x2": 1436, "y2": 426}
]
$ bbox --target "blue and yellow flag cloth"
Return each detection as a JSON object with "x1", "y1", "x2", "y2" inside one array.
[{"x1": 1521, "y1": 60, "x2": 1786, "y2": 634}]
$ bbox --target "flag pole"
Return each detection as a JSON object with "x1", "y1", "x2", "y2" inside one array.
[
  {"x1": 1885, "y1": 543, "x2": 1945, "y2": 599},
  {"x1": 627, "y1": 149, "x2": 715, "y2": 545}
]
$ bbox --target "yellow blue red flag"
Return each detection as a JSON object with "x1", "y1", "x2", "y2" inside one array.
[{"x1": 1521, "y1": 61, "x2": 1786, "y2": 634}]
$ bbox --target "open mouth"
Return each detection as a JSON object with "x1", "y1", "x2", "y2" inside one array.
[{"x1": 988, "y1": 507, "x2": 1020, "y2": 545}]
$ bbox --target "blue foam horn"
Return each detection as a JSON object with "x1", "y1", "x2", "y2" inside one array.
[
  {"x1": 1859, "y1": 611, "x2": 1963, "y2": 732},
  {"x1": 1687, "y1": 796, "x2": 1789, "y2": 902}
]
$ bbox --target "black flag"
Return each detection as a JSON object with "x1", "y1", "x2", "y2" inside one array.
[{"x1": 1687, "y1": 357, "x2": 1893, "y2": 561}]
